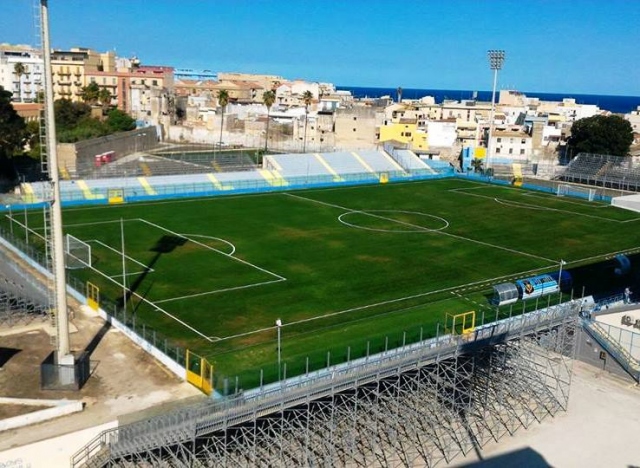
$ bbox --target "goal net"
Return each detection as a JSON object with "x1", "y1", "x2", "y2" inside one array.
[
  {"x1": 557, "y1": 184, "x2": 597, "y2": 201},
  {"x1": 65, "y1": 234, "x2": 92, "y2": 269}
]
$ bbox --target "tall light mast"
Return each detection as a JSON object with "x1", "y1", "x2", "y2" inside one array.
[
  {"x1": 41, "y1": 0, "x2": 73, "y2": 364},
  {"x1": 486, "y1": 50, "x2": 505, "y2": 172}
]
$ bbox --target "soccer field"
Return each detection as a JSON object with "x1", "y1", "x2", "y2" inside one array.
[{"x1": 6, "y1": 178, "x2": 640, "y2": 387}]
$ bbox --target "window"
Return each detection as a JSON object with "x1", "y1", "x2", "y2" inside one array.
[
  {"x1": 521, "y1": 138, "x2": 526, "y2": 144},
  {"x1": 497, "y1": 138, "x2": 502, "y2": 142},
  {"x1": 520, "y1": 149, "x2": 525, "y2": 155},
  {"x1": 353, "y1": 116, "x2": 357, "y2": 121},
  {"x1": 152, "y1": 80, "x2": 158, "y2": 86},
  {"x1": 353, "y1": 128, "x2": 357, "y2": 132},
  {"x1": 496, "y1": 148, "x2": 501, "y2": 153},
  {"x1": 509, "y1": 148, "x2": 513, "y2": 154}
]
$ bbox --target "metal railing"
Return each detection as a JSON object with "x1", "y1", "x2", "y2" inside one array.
[{"x1": 71, "y1": 299, "x2": 578, "y2": 467}]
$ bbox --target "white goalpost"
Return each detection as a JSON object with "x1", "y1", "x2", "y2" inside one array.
[
  {"x1": 64, "y1": 234, "x2": 92, "y2": 269},
  {"x1": 556, "y1": 184, "x2": 597, "y2": 201}
]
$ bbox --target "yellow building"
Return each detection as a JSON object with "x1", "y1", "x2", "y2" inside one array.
[
  {"x1": 378, "y1": 119, "x2": 428, "y2": 151},
  {"x1": 50, "y1": 48, "x2": 115, "y2": 102}
]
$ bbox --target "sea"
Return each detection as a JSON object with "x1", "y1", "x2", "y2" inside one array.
[{"x1": 337, "y1": 86, "x2": 640, "y2": 115}]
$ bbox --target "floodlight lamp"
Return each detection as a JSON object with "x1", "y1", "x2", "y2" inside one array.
[
  {"x1": 275, "y1": 319, "x2": 282, "y2": 327},
  {"x1": 487, "y1": 50, "x2": 506, "y2": 70}
]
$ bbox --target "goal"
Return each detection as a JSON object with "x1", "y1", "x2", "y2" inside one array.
[
  {"x1": 65, "y1": 234, "x2": 92, "y2": 269},
  {"x1": 557, "y1": 184, "x2": 597, "y2": 201}
]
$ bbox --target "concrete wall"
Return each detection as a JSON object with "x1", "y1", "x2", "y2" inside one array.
[
  {"x1": 335, "y1": 107, "x2": 378, "y2": 149},
  {"x1": 58, "y1": 128, "x2": 160, "y2": 177}
]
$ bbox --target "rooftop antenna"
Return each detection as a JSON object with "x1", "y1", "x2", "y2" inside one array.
[{"x1": 40, "y1": 0, "x2": 74, "y2": 367}]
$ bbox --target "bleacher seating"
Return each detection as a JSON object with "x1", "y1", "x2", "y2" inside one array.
[
  {"x1": 0, "y1": 253, "x2": 50, "y2": 326},
  {"x1": 25, "y1": 148, "x2": 455, "y2": 203},
  {"x1": 391, "y1": 150, "x2": 431, "y2": 171},
  {"x1": 266, "y1": 154, "x2": 332, "y2": 177},
  {"x1": 560, "y1": 153, "x2": 640, "y2": 191},
  {"x1": 353, "y1": 150, "x2": 404, "y2": 173}
]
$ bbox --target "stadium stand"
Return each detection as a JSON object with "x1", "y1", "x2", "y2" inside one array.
[
  {"x1": 0, "y1": 250, "x2": 49, "y2": 326},
  {"x1": 264, "y1": 154, "x2": 332, "y2": 177},
  {"x1": 23, "y1": 148, "x2": 457, "y2": 204},
  {"x1": 391, "y1": 149, "x2": 432, "y2": 171},
  {"x1": 559, "y1": 153, "x2": 640, "y2": 191}
]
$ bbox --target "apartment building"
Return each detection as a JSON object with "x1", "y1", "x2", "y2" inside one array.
[
  {"x1": 0, "y1": 44, "x2": 44, "y2": 103},
  {"x1": 490, "y1": 129, "x2": 532, "y2": 159},
  {"x1": 50, "y1": 47, "x2": 114, "y2": 102}
]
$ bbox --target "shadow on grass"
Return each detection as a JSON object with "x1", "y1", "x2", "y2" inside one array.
[{"x1": 117, "y1": 235, "x2": 187, "y2": 307}]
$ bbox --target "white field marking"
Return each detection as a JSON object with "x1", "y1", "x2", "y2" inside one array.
[
  {"x1": 108, "y1": 270, "x2": 148, "y2": 280},
  {"x1": 337, "y1": 210, "x2": 449, "y2": 233},
  {"x1": 211, "y1": 261, "x2": 566, "y2": 344},
  {"x1": 178, "y1": 233, "x2": 236, "y2": 256},
  {"x1": 63, "y1": 219, "x2": 132, "y2": 228},
  {"x1": 137, "y1": 218, "x2": 286, "y2": 281},
  {"x1": 154, "y1": 278, "x2": 286, "y2": 304},
  {"x1": 520, "y1": 190, "x2": 610, "y2": 208},
  {"x1": 450, "y1": 290, "x2": 493, "y2": 312},
  {"x1": 451, "y1": 186, "x2": 639, "y2": 223},
  {"x1": 88, "y1": 239, "x2": 153, "y2": 271},
  {"x1": 491, "y1": 197, "x2": 636, "y2": 223},
  {"x1": 81, "y1": 252, "x2": 215, "y2": 342},
  {"x1": 8, "y1": 217, "x2": 47, "y2": 243},
  {"x1": 285, "y1": 192, "x2": 556, "y2": 263}
]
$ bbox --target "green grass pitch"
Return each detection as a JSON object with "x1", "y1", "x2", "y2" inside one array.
[{"x1": 7, "y1": 178, "x2": 640, "y2": 388}]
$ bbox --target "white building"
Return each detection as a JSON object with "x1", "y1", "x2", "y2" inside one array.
[
  {"x1": 0, "y1": 44, "x2": 44, "y2": 103},
  {"x1": 491, "y1": 129, "x2": 532, "y2": 159}
]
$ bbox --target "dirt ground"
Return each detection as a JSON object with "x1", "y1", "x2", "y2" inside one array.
[
  {"x1": 0, "y1": 301, "x2": 203, "y2": 454},
  {"x1": 453, "y1": 360, "x2": 640, "y2": 468}
]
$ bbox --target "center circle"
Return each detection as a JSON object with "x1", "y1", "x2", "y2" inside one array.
[{"x1": 338, "y1": 210, "x2": 449, "y2": 233}]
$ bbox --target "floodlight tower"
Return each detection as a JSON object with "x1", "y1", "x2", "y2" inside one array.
[
  {"x1": 486, "y1": 50, "x2": 505, "y2": 171},
  {"x1": 40, "y1": 0, "x2": 73, "y2": 365}
]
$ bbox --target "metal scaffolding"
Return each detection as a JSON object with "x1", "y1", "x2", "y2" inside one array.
[{"x1": 73, "y1": 301, "x2": 578, "y2": 468}]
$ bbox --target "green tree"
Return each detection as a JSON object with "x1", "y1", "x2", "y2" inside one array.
[
  {"x1": 262, "y1": 90, "x2": 276, "y2": 154},
  {"x1": 105, "y1": 108, "x2": 135, "y2": 132},
  {"x1": 54, "y1": 99, "x2": 91, "y2": 129},
  {"x1": 24, "y1": 120, "x2": 42, "y2": 160},
  {"x1": 80, "y1": 82, "x2": 100, "y2": 105},
  {"x1": 13, "y1": 62, "x2": 26, "y2": 103},
  {"x1": 217, "y1": 89, "x2": 229, "y2": 150},
  {"x1": 568, "y1": 115, "x2": 634, "y2": 157},
  {"x1": 98, "y1": 87, "x2": 112, "y2": 112},
  {"x1": 0, "y1": 86, "x2": 26, "y2": 179},
  {"x1": 302, "y1": 90, "x2": 313, "y2": 153}
]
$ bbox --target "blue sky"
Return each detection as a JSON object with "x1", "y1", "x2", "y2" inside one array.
[{"x1": 2, "y1": 0, "x2": 639, "y2": 96}]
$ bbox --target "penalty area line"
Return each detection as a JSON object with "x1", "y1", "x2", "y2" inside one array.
[{"x1": 154, "y1": 278, "x2": 286, "y2": 304}]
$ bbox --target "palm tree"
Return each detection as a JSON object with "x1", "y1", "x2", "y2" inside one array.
[
  {"x1": 217, "y1": 89, "x2": 229, "y2": 154},
  {"x1": 98, "y1": 87, "x2": 112, "y2": 113},
  {"x1": 470, "y1": 157, "x2": 484, "y2": 174},
  {"x1": 14, "y1": 62, "x2": 26, "y2": 102},
  {"x1": 80, "y1": 82, "x2": 100, "y2": 105},
  {"x1": 262, "y1": 90, "x2": 276, "y2": 155},
  {"x1": 302, "y1": 90, "x2": 313, "y2": 153}
]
